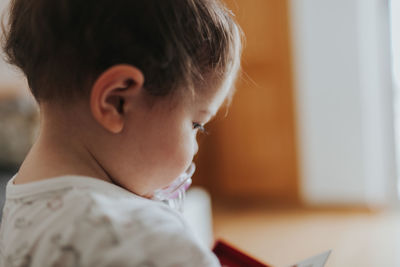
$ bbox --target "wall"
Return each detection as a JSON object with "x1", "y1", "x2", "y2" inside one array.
[
  {"x1": 194, "y1": 0, "x2": 300, "y2": 204},
  {"x1": 290, "y1": 0, "x2": 398, "y2": 206}
]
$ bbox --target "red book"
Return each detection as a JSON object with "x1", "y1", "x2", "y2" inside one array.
[
  {"x1": 212, "y1": 240, "x2": 331, "y2": 267},
  {"x1": 212, "y1": 240, "x2": 271, "y2": 267}
]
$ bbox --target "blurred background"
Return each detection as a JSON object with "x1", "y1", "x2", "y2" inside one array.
[{"x1": 1, "y1": 0, "x2": 400, "y2": 266}]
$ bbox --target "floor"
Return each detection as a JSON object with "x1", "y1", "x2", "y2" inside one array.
[{"x1": 213, "y1": 207, "x2": 400, "y2": 267}]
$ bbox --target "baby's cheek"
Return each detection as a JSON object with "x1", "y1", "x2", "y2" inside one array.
[
  {"x1": 152, "y1": 138, "x2": 182, "y2": 177},
  {"x1": 169, "y1": 137, "x2": 193, "y2": 175}
]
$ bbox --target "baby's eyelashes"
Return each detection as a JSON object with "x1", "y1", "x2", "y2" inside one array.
[{"x1": 192, "y1": 122, "x2": 207, "y2": 134}]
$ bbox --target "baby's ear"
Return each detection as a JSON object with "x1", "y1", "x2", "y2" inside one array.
[{"x1": 90, "y1": 64, "x2": 144, "y2": 133}]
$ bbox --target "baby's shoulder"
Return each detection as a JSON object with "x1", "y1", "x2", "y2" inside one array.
[
  {"x1": 78, "y1": 187, "x2": 186, "y2": 226},
  {"x1": 59, "y1": 189, "x2": 218, "y2": 266},
  {"x1": 55, "y1": 186, "x2": 187, "y2": 235},
  {"x1": 2, "y1": 180, "x2": 219, "y2": 266}
]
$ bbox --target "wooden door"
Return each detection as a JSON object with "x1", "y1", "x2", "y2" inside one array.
[{"x1": 193, "y1": 0, "x2": 299, "y2": 204}]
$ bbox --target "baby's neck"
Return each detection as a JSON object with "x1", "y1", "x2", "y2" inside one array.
[{"x1": 14, "y1": 104, "x2": 113, "y2": 185}]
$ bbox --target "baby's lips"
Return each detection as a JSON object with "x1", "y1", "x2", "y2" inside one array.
[
  {"x1": 151, "y1": 162, "x2": 196, "y2": 201},
  {"x1": 162, "y1": 163, "x2": 195, "y2": 189},
  {"x1": 162, "y1": 162, "x2": 195, "y2": 190}
]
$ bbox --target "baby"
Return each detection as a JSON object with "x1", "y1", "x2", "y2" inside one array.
[{"x1": 0, "y1": 0, "x2": 241, "y2": 266}]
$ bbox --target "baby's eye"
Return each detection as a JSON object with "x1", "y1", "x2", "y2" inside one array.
[{"x1": 193, "y1": 122, "x2": 206, "y2": 133}]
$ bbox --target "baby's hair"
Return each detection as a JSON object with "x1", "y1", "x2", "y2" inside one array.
[{"x1": 2, "y1": 0, "x2": 242, "y2": 104}]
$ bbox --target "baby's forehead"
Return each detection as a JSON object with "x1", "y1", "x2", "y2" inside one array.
[{"x1": 192, "y1": 81, "x2": 232, "y2": 114}]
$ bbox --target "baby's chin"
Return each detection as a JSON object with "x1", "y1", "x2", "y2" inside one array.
[
  {"x1": 132, "y1": 179, "x2": 174, "y2": 199},
  {"x1": 140, "y1": 192, "x2": 154, "y2": 199},
  {"x1": 138, "y1": 177, "x2": 181, "y2": 200}
]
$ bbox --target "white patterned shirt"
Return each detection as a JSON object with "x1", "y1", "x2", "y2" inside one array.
[{"x1": 0, "y1": 175, "x2": 220, "y2": 267}]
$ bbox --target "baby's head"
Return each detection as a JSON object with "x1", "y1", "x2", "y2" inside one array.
[{"x1": 2, "y1": 0, "x2": 242, "y2": 196}]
